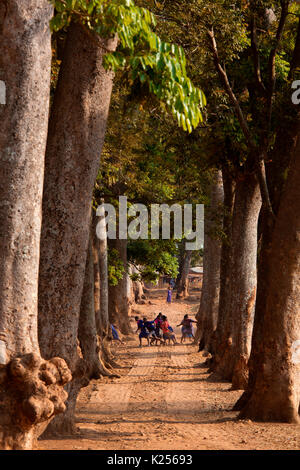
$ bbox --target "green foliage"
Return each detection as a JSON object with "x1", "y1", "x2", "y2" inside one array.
[
  {"x1": 107, "y1": 247, "x2": 125, "y2": 285},
  {"x1": 128, "y1": 239, "x2": 179, "y2": 282},
  {"x1": 144, "y1": 0, "x2": 300, "y2": 164},
  {"x1": 50, "y1": 0, "x2": 206, "y2": 132}
]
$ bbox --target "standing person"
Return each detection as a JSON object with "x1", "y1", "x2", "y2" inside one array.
[
  {"x1": 161, "y1": 315, "x2": 177, "y2": 345},
  {"x1": 135, "y1": 316, "x2": 150, "y2": 347},
  {"x1": 177, "y1": 314, "x2": 197, "y2": 343},
  {"x1": 153, "y1": 313, "x2": 164, "y2": 345},
  {"x1": 154, "y1": 312, "x2": 163, "y2": 337},
  {"x1": 166, "y1": 286, "x2": 172, "y2": 304}
]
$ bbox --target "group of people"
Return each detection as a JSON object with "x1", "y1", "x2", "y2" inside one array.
[{"x1": 135, "y1": 313, "x2": 197, "y2": 347}]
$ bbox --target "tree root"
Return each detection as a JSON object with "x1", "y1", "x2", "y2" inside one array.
[
  {"x1": 231, "y1": 355, "x2": 249, "y2": 390},
  {"x1": 0, "y1": 353, "x2": 71, "y2": 449}
]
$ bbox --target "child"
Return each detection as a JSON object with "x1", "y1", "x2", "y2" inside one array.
[
  {"x1": 135, "y1": 316, "x2": 150, "y2": 347},
  {"x1": 154, "y1": 312, "x2": 163, "y2": 338},
  {"x1": 145, "y1": 318, "x2": 164, "y2": 346},
  {"x1": 177, "y1": 314, "x2": 197, "y2": 343},
  {"x1": 110, "y1": 324, "x2": 124, "y2": 345},
  {"x1": 166, "y1": 287, "x2": 172, "y2": 304},
  {"x1": 161, "y1": 315, "x2": 177, "y2": 345}
]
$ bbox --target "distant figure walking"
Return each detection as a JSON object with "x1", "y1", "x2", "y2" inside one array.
[{"x1": 166, "y1": 286, "x2": 172, "y2": 304}]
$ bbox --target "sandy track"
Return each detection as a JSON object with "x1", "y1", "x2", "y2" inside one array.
[
  {"x1": 88, "y1": 348, "x2": 159, "y2": 413},
  {"x1": 38, "y1": 288, "x2": 300, "y2": 451}
]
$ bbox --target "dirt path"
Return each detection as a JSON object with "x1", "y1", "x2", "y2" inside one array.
[{"x1": 38, "y1": 288, "x2": 300, "y2": 450}]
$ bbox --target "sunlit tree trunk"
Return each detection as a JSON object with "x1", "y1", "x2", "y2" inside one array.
[
  {"x1": 235, "y1": 107, "x2": 300, "y2": 413},
  {"x1": 38, "y1": 22, "x2": 117, "y2": 435},
  {"x1": 214, "y1": 173, "x2": 261, "y2": 387},
  {"x1": 108, "y1": 238, "x2": 133, "y2": 335},
  {"x1": 230, "y1": 174, "x2": 261, "y2": 389},
  {"x1": 239, "y1": 136, "x2": 300, "y2": 422},
  {"x1": 94, "y1": 204, "x2": 110, "y2": 337},
  {"x1": 131, "y1": 265, "x2": 146, "y2": 304},
  {"x1": 78, "y1": 231, "x2": 102, "y2": 381},
  {"x1": 196, "y1": 170, "x2": 223, "y2": 350},
  {"x1": 0, "y1": 0, "x2": 71, "y2": 449},
  {"x1": 176, "y1": 250, "x2": 192, "y2": 299},
  {"x1": 209, "y1": 165, "x2": 235, "y2": 370}
]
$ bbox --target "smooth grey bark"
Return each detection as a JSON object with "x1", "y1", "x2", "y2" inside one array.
[
  {"x1": 92, "y1": 218, "x2": 102, "y2": 336},
  {"x1": 96, "y1": 203, "x2": 110, "y2": 337},
  {"x1": 0, "y1": 0, "x2": 70, "y2": 449},
  {"x1": 196, "y1": 170, "x2": 223, "y2": 350},
  {"x1": 131, "y1": 265, "x2": 146, "y2": 304},
  {"x1": 133, "y1": 279, "x2": 146, "y2": 303},
  {"x1": 238, "y1": 132, "x2": 300, "y2": 422},
  {"x1": 38, "y1": 22, "x2": 117, "y2": 435}
]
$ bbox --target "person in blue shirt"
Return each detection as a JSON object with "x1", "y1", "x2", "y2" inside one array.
[
  {"x1": 135, "y1": 316, "x2": 150, "y2": 347},
  {"x1": 166, "y1": 286, "x2": 172, "y2": 303},
  {"x1": 110, "y1": 324, "x2": 124, "y2": 344},
  {"x1": 135, "y1": 316, "x2": 164, "y2": 347}
]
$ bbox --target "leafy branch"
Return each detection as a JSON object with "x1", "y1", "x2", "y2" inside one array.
[{"x1": 50, "y1": 0, "x2": 206, "y2": 132}]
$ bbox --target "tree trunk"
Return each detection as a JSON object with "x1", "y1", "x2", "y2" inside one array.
[
  {"x1": 131, "y1": 265, "x2": 146, "y2": 304},
  {"x1": 239, "y1": 135, "x2": 300, "y2": 422},
  {"x1": 234, "y1": 109, "x2": 300, "y2": 411},
  {"x1": 196, "y1": 170, "x2": 223, "y2": 350},
  {"x1": 175, "y1": 241, "x2": 185, "y2": 289},
  {"x1": 93, "y1": 206, "x2": 121, "y2": 372},
  {"x1": 0, "y1": 0, "x2": 71, "y2": 449},
  {"x1": 108, "y1": 238, "x2": 133, "y2": 335},
  {"x1": 176, "y1": 250, "x2": 192, "y2": 299},
  {"x1": 133, "y1": 279, "x2": 146, "y2": 303},
  {"x1": 209, "y1": 165, "x2": 235, "y2": 370},
  {"x1": 38, "y1": 22, "x2": 116, "y2": 435},
  {"x1": 214, "y1": 173, "x2": 261, "y2": 388},
  {"x1": 78, "y1": 231, "x2": 102, "y2": 381},
  {"x1": 97, "y1": 204, "x2": 110, "y2": 337},
  {"x1": 92, "y1": 218, "x2": 102, "y2": 337}
]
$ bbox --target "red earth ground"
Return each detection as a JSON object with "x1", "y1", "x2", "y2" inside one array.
[{"x1": 38, "y1": 287, "x2": 300, "y2": 450}]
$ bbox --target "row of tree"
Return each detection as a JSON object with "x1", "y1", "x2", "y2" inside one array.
[
  {"x1": 0, "y1": 0, "x2": 207, "y2": 449},
  {"x1": 188, "y1": 0, "x2": 300, "y2": 422},
  {"x1": 0, "y1": 0, "x2": 299, "y2": 450}
]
